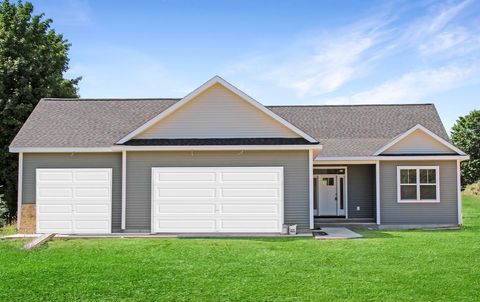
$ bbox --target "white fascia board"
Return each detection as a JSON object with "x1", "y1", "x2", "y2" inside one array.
[
  {"x1": 9, "y1": 147, "x2": 115, "y2": 153},
  {"x1": 314, "y1": 160, "x2": 377, "y2": 165},
  {"x1": 315, "y1": 155, "x2": 470, "y2": 161},
  {"x1": 373, "y1": 124, "x2": 466, "y2": 156},
  {"x1": 11, "y1": 144, "x2": 322, "y2": 153},
  {"x1": 112, "y1": 144, "x2": 322, "y2": 151},
  {"x1": 116, "y1": 76, "x2": 318, "y2": 144}
]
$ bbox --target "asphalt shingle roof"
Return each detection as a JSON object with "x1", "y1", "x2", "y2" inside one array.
[
  {"x1": 10, "y1": 98, "x2": 448, "y2": 157},
  {"x1": 268, "y1": 104, "x2": 449, "y2": 157}
]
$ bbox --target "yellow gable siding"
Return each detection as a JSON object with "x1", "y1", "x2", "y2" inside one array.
[
  {"x1": 382, "y1": 129, "x2": 453, "y2": 154},
  {"x1": 135, "y1": 84, "x2": 300, "y2": 139}
]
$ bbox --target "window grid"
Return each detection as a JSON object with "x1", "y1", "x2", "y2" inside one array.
[{"x1": 397, "y1": 166, "x2": 440, "y2": 203}]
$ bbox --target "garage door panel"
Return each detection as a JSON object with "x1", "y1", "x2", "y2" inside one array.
[
  {"x1": 155, "y1": 171, "x2": 216, "y2": 182},
  {"x1": 221, "y1": 204, "x2": 278, "y2": 214},
  {"x1": 38, "y1": 204, "x2": 73, "y2": 214},
  {"x1": 221, "y1": 188, "x2": 279, "y2": 198},
  {"x1": 156, "y1": 219, "x2": 216, "y2": 231},
  {"x1": 157, "y1": 204, "x2": 216, "y2": 214},
  {"x1": 74, "y1": 187, "x2": 110, "y2": 198},
  {"x1": 75, "y1": 204, "x2": 110, "y2": 214},
  {"x1": 75, "y1": 220, "x2": 110, "y2": 233},
  {"x1": 220, "y1": 220, "x2": 279, "y2": 231},
  {"x1": 38, "y1": 220, "x2": 73, "y2": 230},
  {"x1": 37, "y1": 170, "x2": 74, "y2": 182},
  {"x1": 156, "y1": 188, "x2": 216, "y2": 198},
  {"x1": 38, "y1": 187, "x2": 74, "y2": 198},
  {"x1": 74, "y1": 170, "x2": 110, "y2": 182},
  {"x1": 36, "y1": 168, "x2": 112, "y2": 234},
  {"x1": 221, "y1": 172, "x2": 279, "y2": 182},
  {"x1": 152, "y1": 167, "x2": 283, "y2": 233}
]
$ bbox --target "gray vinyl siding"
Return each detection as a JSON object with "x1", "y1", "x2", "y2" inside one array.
[
  {"x1": 347, "y1": 165, "x2": 376, "y2": 219},
  {"x1": 22, "y1": 153, "x2": 123, "y2": 232},
  {"x1": 126, "y1": 150, "x2": 309, "y2": 232},
  {"x1": 135, "y1": 84, "x2": 299, "y2": 139},
  {"x1": 380, "y1": 160, "x2": 458, "y2": 225}
]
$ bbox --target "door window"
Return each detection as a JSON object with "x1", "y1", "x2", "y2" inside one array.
[
  {"x1": 322, "y1": 177, "x2": 334, "y2": 186},
  {"x1": 339, "y1": 177, "x2": 344, "y2": 210}
]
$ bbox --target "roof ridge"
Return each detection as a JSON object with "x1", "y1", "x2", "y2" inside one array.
[{"x1": 267, "y1": 103, "x2": 435, "y2": 108}]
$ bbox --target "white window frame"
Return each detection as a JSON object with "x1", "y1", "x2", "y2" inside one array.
[{"x1": 397, "y1": 166, "x2": 440, "y2": 203}]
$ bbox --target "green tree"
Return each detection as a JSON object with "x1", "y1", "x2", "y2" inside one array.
[
  {"x1": 0, "y1": 0, "x2": 79, "y2": 223},
  {"x1": 451, "y1": 109, "x2": 480, "y2": 187}
]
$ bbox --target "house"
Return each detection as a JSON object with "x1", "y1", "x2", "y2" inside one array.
[{"x1": 9, "y1": 76, "x2": 469, "y2": 234}]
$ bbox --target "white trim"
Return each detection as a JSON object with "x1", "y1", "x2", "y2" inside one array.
[
  {"x1": 121, "y1": 151, "x2": 127, "y2": 230},
  {"x1": 112, "y1": 145, "x2": 321, "y2": 151},
  {"x1": 309, "y1": 150, "x2": 313, "y2": 229},
  {"x1": 16, "y1": 153, "x2": 23, "y2": 230},
  {"x1": 116, "y1": 76, "x2": 318, "y2": 144},
  {"x1": 150, "y1": 167, "x2": 155, "y2": 234},
  {"x1": 457, "y1": 160, "x2": 462, "y2": 225},
  {"x1": 315, "y1": 155, "x2": 469, "y2": 161},
  {"x1": 9, "y1": 147, "x2": 115, "y2": 153},
  {"x1": 339, "y1": 174, "x2": 347, "y2": 218},
  {"x1": 314, "y1": 160, "x2": 376, "y2": 165},
  {"x1": 10, "y1": 144, "x2": 321, "y2": 153},
  {"x1": 375, "y1": 160, "x2": 380, "y2": 225},
  {"x1": 396, "y1": 166, "x2": 440, "y2": 203},
  {"x1": 373, "y1": 124, "x2": 466, "y2": 156}
]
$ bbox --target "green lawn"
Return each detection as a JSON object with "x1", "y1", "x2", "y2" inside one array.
[{"x1": 1, "y1": 196, "x2": 479, "y2": 301}]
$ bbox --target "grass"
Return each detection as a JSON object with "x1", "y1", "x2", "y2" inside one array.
[
  {"x1": 0, "y1": 222, "x2": 17, "y2": 236},
  {"x1": 1, "y1": 196, "x2": 479, "y2": 301}
]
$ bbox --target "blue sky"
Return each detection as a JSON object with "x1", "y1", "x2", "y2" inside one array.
[{"x1": 31, "y1": 0, "x2": 479, "y2": 132}]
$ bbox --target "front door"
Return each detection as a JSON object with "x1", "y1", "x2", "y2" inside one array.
[{"x1": 316, "y1": 175, "x2": 346, "y2": 216}]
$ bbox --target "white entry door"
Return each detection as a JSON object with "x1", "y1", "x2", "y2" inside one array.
[
  {"x1": 317, "y1": 175, "x2": 346, "y2": 216},
  {"x1": 36, "y1": 169, "x2": 112, "y2": 234},
  {"x1": 151, "y1": 167, "x2": 284, "y2": 233}
]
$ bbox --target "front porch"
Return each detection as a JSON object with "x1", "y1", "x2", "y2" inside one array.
[
  {"x1": 312, "y1": 164, "x2": 378, "y2": 228},
  {"x1": 314, "y1": 217, "x2": 377, "y2": 229}
]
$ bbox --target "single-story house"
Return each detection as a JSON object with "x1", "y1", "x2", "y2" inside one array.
[{"x1": 10, "y1": 76, "x2": 469, "y2": 234}]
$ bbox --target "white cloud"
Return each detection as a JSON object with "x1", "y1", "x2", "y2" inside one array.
[
  {"x1": 267, "y1": 32, "x2": 378, "y2": 96},
  {"x1": 325, "y1": 64, "x2": 478, "y2": 104},
  {"x1": 425, "y1": 0, "x2": 473, "y2": 34},
  {"x1": 235, "y1": 16, "x2": 396, "y2": 97},
  {"x1": 224, "y1": 0, "x2": 480, "y2": 101}
]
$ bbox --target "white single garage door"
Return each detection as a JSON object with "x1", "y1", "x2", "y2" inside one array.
[
  {"x1": 152, "y1": 167, "x2": 284, "y2": 233},
  {"x1": 36, "y1": 169, "x2": 112, "y2": 234}
]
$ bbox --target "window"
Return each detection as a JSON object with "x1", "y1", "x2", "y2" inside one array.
[
  {"x1": 322, "y1": 177, "x2": 334, "y2": 186},
  {"x1": 397, "y1": 166, "x2": 440, "y2": 203}
]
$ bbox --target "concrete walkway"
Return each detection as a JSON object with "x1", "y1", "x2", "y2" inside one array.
[{"x1": 313, "y1": 227, "x2": 363, "y2": 240}]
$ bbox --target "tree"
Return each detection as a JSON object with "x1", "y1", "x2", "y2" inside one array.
[
  {"x1": 451, "y1": 109, "x2": 480, "y2": 187},
  {"x1": 0, "y1": 0, "x2": 80, "y2": 223}
]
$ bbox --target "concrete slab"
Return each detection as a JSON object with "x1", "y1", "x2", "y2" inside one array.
[
  {"x1": 1, "y1": 234, "x2": 41, "y2": 240},
  {"x1": 3, "y1": 232, "x2": 313, "y2": 240},
  {"x1": 313, "y1": 227, "x2": 363, "y2": 240}
]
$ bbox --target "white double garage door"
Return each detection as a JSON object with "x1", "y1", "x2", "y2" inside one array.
[{"x1": 36, "y1": 167, "x2": 284, "y2": 234}]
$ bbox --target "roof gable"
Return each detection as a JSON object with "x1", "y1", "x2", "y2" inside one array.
[
  {"x1": 117, "y1": 76, "x2": 318, "y2": 143},
  {"x1": 374, "y1": 124, "x2": 465, "y2": 156}
]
